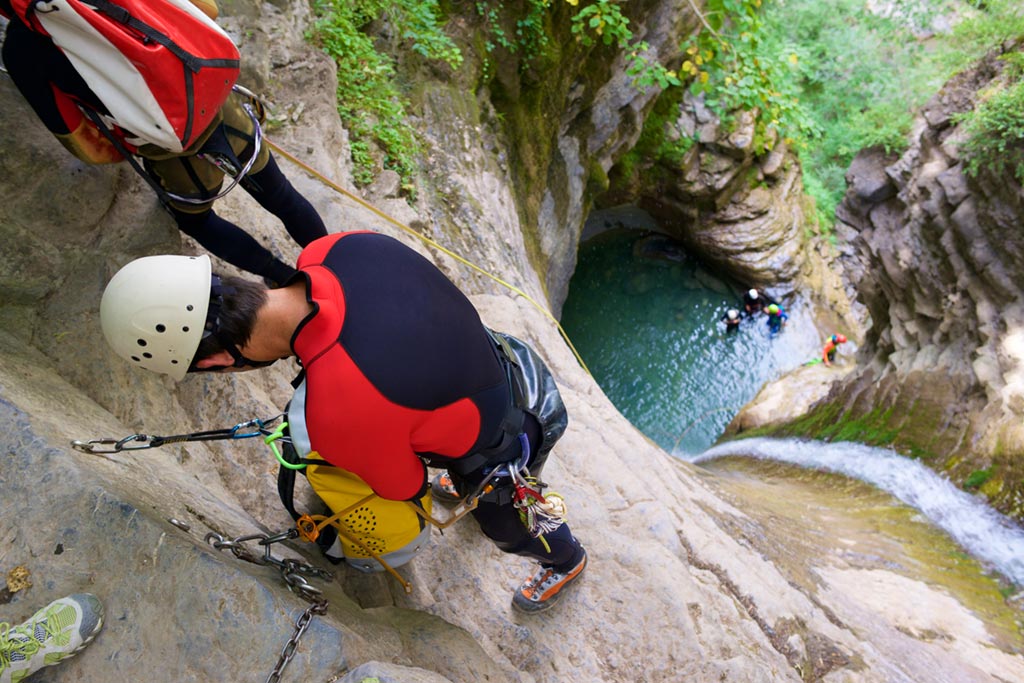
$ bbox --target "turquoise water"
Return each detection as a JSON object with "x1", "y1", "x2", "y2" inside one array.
[{"x1": 561, "y1": 229, "x2": 821, "y2": 455}]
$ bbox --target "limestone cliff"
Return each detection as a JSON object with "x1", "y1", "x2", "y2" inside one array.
[
  {"x1": 600, "y1": 89, "x2": 860, "y2": 337},
  {"x1": 779, "y1": 42, "x2": 1024, "y2": 520},
  {"x1": 0, "y1": 3, "x2": 1020, "y2": 683}
]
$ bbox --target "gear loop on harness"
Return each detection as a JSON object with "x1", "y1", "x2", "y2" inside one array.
[{"x1": 168, "y1": 92, "x2": 264, "y2": 205}]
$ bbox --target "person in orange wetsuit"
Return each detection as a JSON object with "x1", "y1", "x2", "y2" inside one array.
[{"x1": 822, "y1": 334, "x2": 848, "y2": 366}]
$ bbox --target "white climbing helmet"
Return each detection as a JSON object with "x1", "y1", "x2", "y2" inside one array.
[
  {"x1": 100, "y1": 254, "x2": 212, "y2": 381},
  {"x1": 727, "y1": 309, "x2": 739, "y2": 320},
  {"x1": 748, "y1": 288, "x2": 759, "y2": 300}
]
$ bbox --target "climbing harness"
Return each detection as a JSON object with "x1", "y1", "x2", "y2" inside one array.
[
  {"x1": 408, "y1": 445, "x2": 570, "y2": 553},
  {"x1": 72, "y1": 414, "x2": 557, "y2": 591},
  {"x1": 85, "y1": 87, "x2": 265, "y2": 207},
  {"x1": 263, "y1": 137, "x2": 593, "y2": 377},
  {"x1": 180, "y1": 96, "x2": 265, "y2": 204}
]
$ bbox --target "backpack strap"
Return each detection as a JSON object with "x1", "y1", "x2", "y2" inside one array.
[
  {"x1": 82, "y1": 107, "x2": 177, "y2": 204},
  {"x1": 84, "y1": 100, "x2": 263, "y2": 206}
]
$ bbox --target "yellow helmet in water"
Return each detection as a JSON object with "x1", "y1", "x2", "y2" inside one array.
[{"x1": 767, "y1": 304, "x2": 780, "y2": 315}]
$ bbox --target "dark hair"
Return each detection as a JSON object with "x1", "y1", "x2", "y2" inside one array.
[{"x1": 193, "y1": 276, "x2": 268, "y2": 362}]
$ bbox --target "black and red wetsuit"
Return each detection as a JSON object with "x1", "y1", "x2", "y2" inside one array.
[
  {"x1": 291, "y1": 230, "x2": 509, "y2": 501},
  {"x1": 290, "y1": 231, "x2": 584, "y2": 568}
]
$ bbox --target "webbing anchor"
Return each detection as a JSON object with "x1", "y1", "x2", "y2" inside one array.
[{"x1": 71, "y1": 415, "x2": 283, "y2": 454}]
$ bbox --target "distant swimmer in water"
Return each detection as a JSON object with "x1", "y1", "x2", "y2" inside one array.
[
  {"x1": 765, "y1": 303, "x2": 788, "y2": 335},
  {"x1": 823, "y1": 333, "x2": 848, "y2": 366},
  {"x1": 742, "y1": 288, "x2": 778, "y2": 316},
  {"x1": 720, "y1": 308, "x2": 741, "y2": 334}
]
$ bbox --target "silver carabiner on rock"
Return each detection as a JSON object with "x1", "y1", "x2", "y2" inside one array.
[{"x1": 71, "y1": 434, "x2": 154, "y2": 454}]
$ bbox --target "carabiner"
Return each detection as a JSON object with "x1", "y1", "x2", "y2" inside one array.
[
  {"x1": 70, "y1": 434, "x2": 153, "y2": 454},
  {"x1": 71, "y1": 438, "x2": 120, "y2": 454},
  {"x1": 230, "y1": 417, "x2": 266, "y2": 439}
]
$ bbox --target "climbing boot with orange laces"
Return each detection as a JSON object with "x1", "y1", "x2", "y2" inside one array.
[
  {"x1": 430, "y1": 471, "x2": 462, "y2": 504},
  {"x1": 512, "y1": 547, "x2": 588, "y2": 613}
]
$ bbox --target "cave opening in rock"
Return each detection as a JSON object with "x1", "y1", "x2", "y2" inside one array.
[{"x1": 561, "y1": 206, "x2": 822, "y2": 455}]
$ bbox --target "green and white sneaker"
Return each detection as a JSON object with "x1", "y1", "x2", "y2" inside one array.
[{"x1": 0, "y1": 593, "x2": 104, "y2": 683}]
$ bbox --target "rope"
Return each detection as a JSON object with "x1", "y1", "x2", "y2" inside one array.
[{"x1": 265, "y1": 138, "x2": 592, "y2": 377}]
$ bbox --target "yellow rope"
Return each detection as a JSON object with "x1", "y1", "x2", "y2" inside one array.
[{"x1": 266, "y1": 138, "x2": 592, "y2": 377}]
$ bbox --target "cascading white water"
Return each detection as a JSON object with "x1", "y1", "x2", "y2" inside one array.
[{"x1": 691, "y1": 437, "x2": 1024, "y2": 585}]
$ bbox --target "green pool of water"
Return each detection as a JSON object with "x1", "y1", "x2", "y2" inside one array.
[{"x1": 561, "y1": 229, "x2": 822, "y2": 455}]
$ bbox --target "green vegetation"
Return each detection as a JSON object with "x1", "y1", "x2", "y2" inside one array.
[
  {"x1": 680, "y1": 0, "x2": 818, "y2": 155},
  {"x1": 748, "y1": 0, "x2": 947, "y2": 229},
  {"x1": 310, "y1": 0, "x2": 462, "y2": 195},
  {"x1": 619, "y1": 0, "x2": 948, "y2": 231},
  {"x1": 672, "y1": 0, "x2": 1024, "y2": 231},
  {"x1": 955, "y1": 52, "x2": 1024, "y2": 183},
  {"x1": 940, "y1": 0, "x2": 1024, "y2": 67},
  {"x1": 309, "y1": 0, "x2": 681, "y2": 194},
  {"x1": 614, "y1": 86, "x2": 690, "y2": 189},
  {"x1": 306, "y1": 0, "x2": 1022, "y2": 212},
  {"x1": 964, "y1": 466, "x2": 995, "y2": 489},
  {"x1": 749, "y1": 401, "x2": 932, "y2": 457},
  {"x1": 474, "y1": 0, "x2": 679, "y2": 87}
]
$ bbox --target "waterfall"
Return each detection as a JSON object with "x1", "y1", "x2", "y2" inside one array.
[{"x1": 691, "y1": 437, "x2": 1024, "y2": 585}]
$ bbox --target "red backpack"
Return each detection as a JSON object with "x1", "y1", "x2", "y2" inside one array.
[{"x1": 9, "y1": 0, "x2": 240, "y2": 153}]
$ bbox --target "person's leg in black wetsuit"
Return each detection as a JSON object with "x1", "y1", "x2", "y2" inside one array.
[{"x1": 241, "y1": 154, "x2": 327, "y2": 250}]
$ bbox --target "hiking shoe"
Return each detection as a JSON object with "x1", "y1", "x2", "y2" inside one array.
[
  {"x1": 0, "y1": 593, "x2": 104, "y2": 683},
  {"x1": 512, "y1": 548, "x2": 587, "y2": 613},
  {"x1": 430, "y1": 471, "x2": 462, "y2": 504}
]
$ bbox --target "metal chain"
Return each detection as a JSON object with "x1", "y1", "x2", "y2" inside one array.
[
  {"x1": 204, "y1": 530, "x2": 333, "y2": 682},
  {"x1": 265, "y1": 599, "x2": 329, "y2": 683}
]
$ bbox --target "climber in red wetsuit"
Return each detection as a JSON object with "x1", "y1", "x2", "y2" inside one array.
[{"x1": 99, "y1": 231, "x2": 587, "y2": 612}]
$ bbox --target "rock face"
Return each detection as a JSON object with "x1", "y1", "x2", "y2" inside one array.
[
  {"x1": 601, "y1": 93, "x2": 800, "y2": 289},
  {"x1": 819, "y1": 43, "x2": 1024, "y2": 518},
  {"x1": 639, "y1": 94, "x2": 811, "y2": 291},
  {"x1": 419, "y1": 0, "x2": 706, "y2": 317},
  {"x1": 598, "y1": 89, "x2": 860, "y2": 345},
  {"x1": 0, "y1": 3, "x2": 1021, "y2": 683}
]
